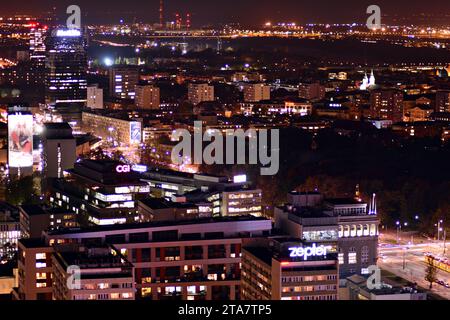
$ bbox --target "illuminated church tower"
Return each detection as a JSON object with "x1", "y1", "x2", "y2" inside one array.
[
  {"x1": 369, "y1": 70, "x2": 376, "y2": 87},
  {"x1": 360, "y1": 70, "x2": 376, "y2": 90}
]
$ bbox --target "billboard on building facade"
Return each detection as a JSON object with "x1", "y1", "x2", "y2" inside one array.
[{"x1": 8, "y1": 113, "x2": 33, "y2": 168}]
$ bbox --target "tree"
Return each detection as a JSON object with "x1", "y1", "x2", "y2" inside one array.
[
  {"x1": 424, "y1": 258, "x2": 438, "y2": 289},
  {"x1": 5, "y1": 175, "x2": 40, "y2": 206}
]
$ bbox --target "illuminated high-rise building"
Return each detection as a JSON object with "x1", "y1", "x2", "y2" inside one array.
[
  {"x1": 29, "y1": 23, "x2": 48, "y2": 86},
  {"x1": 188, "y1": 83, "x2": 215, "y2": 105},
  {"x1": 30, "y1": 24, "x2": 47, "y2": 62},
  {"x1": 370, "y1": 89, "x2": 403, "y2": 122},
  {"x1": 436, "y1": 90, "x2": 450, "y2": 113},
  {"x1": 109, "y1": 66, "x2": 139, "y2": 100},
  {"x1": 42, "y1": 123, "x2": 76, "y2": 179},
  {"x1": 45, "y1": 28, "x2": 87, "y2": 124},
  {"x1": 243, "y1": 83, "x2": 271, "y2": 102},
  {"x1": 135, "y1": 85, "x2": 160, "y2": 109}
]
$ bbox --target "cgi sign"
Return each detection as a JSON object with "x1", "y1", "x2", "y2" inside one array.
[
  {"x1": 116, "y1": 165, "x2": 131, "y2": 173},
  {"x1": 288, "y1": 244, "x2": 332, "y2": 261}
]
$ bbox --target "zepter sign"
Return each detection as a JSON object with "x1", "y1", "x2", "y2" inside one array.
[{"x1": 288, "y1": 244, "x2": 332, "y2": 261}]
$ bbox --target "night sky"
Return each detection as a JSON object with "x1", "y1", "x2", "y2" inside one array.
[{"x1": 2, "y1": 0, "x2": 450, "y2": 26}]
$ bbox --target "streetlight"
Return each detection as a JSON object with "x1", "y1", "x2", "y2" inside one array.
[
  {"x1": 403, "y1": 247, "x2": 407, "y2": 270},
  {"x1": 396, "y1": 221, "x2": 401, "y2": 244},
  {"x1": 437, "y1": 220, "x2": 443, "y2": 241},
  {"x1": 443, "y1": 229, "x2": 447, "y2": 256}
]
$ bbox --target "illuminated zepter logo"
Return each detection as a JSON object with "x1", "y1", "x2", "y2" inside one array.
[{"x1": 288, "y1": 244, "x2": 332, "y2": 261}]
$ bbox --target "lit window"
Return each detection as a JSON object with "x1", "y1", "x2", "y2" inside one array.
[
  {"x1": 36, "y1": 273, "x2": 47, "y2": 280},
  {"x1": 338, "y1": 253, "x2": 344, "y2": 265},
  {"x1": 349, "y1": 253, "x2": 357, "y2": 264},
  {"x1": 36, "y1": 253, "x2": 46, "y2": 260},
  {"x1": 361, "y1": 268, "x2": 370, "y2": 275},
  {"x1": 361, "y1": 246, "x2": 369, "y2": 263},
  {"x1": 98, "y1": 283, "x2": 109, "y2": 289}
]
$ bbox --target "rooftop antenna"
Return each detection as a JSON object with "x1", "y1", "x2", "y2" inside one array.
[
  {"x1": 159, "y1": 0, "x2": 164, "y2": 27},
  {"x1": 368, "y1": 193, "x2": 377, "y2": 215}
]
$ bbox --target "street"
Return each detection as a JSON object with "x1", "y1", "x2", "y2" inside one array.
[{"x1": 378, "y1": 232, "x2": 450, "y2": 299}]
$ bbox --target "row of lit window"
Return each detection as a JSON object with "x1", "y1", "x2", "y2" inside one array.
[
  {"x1": 73, "y1": 292, "x2": 133, "y2": 300},
  {"x1": 281, "y1": 274, "x2": 337, "y2": 283},
  {"x1": 338, "y1": 224, "x2": 378, "y2": 238},
  {"x1": 282, "y1": 284, "x2": 337, "y2": 293}
]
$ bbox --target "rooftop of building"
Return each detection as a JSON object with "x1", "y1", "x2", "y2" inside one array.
[
  {"x1": 0, "y1": 260, "x2": 15, "y2": 277},
  {"x1": 278, "y1": 205, "x2": 332, "y2": 219},
  {"x1": 65, "y1": 159, "x2": 146, "y2": 185},
  {"x1": 45, "y1": 207, "x2": 76, "y2": 215},
  {"x1": 289, "y1": 191, "x2": 322, "y2": 196},
  {"x1": 43, "y1": 123, "x2": 70, "y2": 129},
  {"x1": 392, "y1": 121, "x2": 443, "y2": 127},
  {"x1": 324, "y1": 198, "x2": 365, "y2": 206},
  {"x1": 19, "y1": 205, "x2": 47, "y2": 216},
  {"x1": 0, "y1": 201, "x2": 19, "y2": 217},
  {"x1": 347, "y1": 274, "x2": 423, "y2": 296},
  {"x1": 139, "y1": 198, "x2": 197, "y2": 210},
  {"x1": 46, "y1": 215, "x2": 271, "y2": 237},
  {"x1": 244, "y1": 241, "x2": 338, "y2": 267},
  {"x1": 53, "y1": 245, "x2": 133, "y2": 271},
  {"x1": 243, "y1": 246, "x2": 274, "y2": 265},
  {"x1": 143, "y1": 169, "x2": 250, "y2": 191},
  {"x1": 82, "y1": 110, "x2": 138, "y2": 122},
  {"x1": 18, "y1": 238, "x2": 49, "y2": 249},
  {"x1": 75, "y1": 134, "x2": 101, "y2": 146},
  {"x1": 283, "y1": 97, "x2": 310, "y2": 104}
]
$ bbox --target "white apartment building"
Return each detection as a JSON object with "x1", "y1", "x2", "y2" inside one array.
[
  {"x1": 135, "y1": 85, "x2": 160, "y2": 109},
  {"x1": 244, "y1": 83, "x2": 271, "y2": 102},
  {"x1": 87, "y1": 85, "x2": 104, "y2": 109},
  {"x1": 188, "y1": 83, "x2": 214, "y2": 105}
]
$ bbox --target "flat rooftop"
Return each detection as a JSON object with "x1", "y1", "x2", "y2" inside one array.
[
  {"x1": 54, "y1": 249, "x2": 132, "y2": 270},
  {"x1": 347, "y1": 274, "x2": 423, "y2": 296},
  {"x1": 19, "y1": 238, "x2": 49, "y2": 249},
  {"x1": 324, "y1": 198, "x2": 365, "y2": 206},
  {"x1": 244, "y1": 247, "x2": 273, "y2": 265},
  {"x1": 47, "y1": 215, "x2": 271, "y2": 236},
  {"x1": 19, "y1": 205, "x2": 47, "y2": 216},
  {"x1": 139, "y1": 198, "x2": 197, "y2": 210},
  {"x1": 285, "y1": 206, "x2": 332, "y2": 219}
]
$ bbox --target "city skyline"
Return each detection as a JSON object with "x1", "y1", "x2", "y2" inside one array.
[
  {"x1": 0, "y1": 0, "x2": 449, "y2": 305},
  {"x1": 1, "y1": 0, "x2": 450, "y2": 26}
]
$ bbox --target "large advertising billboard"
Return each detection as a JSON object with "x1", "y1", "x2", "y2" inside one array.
[
  {"x1": 130, "y1": 121, "x2": 142, "y2": 144},
  {"x1": 8, "y1": 113, "x2": 33, "y2": 168}
]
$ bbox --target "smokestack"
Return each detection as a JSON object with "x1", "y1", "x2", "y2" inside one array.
[
  {"x1": 159, "y1": 0, "x2": 164, "y2": 26},
  {"x1": 186, "y1": 13, "x2": 191, "y2": 29}
]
